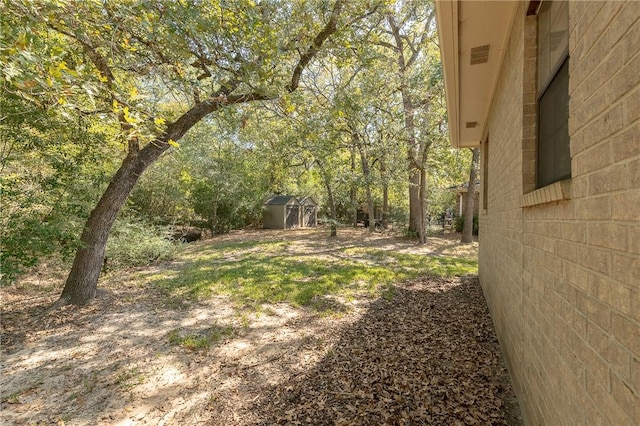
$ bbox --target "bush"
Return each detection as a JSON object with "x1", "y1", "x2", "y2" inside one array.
[
  {"x1": 454, "y1": 215, "x2": 479, "y2": 235},
  {"x1": 0, "y1": 215, "x2": 83, "y2": 284},
  {"x1": 453, "y1": 216, "x2": 463, "y2": 233},
  {"x1": 105, "y1": 218, "x2": 177, "y2": 270}
]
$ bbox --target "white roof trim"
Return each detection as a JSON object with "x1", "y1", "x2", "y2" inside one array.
[
  {"x1": 435, "y1": 0, "x2": 460, "y2": 148},
  {"x1": 435, "y1": 1, "x2": 519, "y2": 148}
]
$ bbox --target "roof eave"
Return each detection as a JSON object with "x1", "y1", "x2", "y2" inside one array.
[
  {"x1": 435, "y1": 0, "x2": 460, "y2": 148},
  {"x1": 435, "y1": 1, "x2": 519, "y2": 149}
]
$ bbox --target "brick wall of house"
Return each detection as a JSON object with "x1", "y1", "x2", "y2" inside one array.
[
  {"x1": 480, "y1": 1, "x2": 639, "y2": 424},
  {"x1": 479, "y1": 0, "x2": 527, "y2": 419}
]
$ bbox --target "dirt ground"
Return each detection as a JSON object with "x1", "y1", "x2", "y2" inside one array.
[{"x1": 1, "y1": 228, "x2": 522, "y2": 425}]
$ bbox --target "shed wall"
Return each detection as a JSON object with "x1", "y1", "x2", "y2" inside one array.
[{"x1": 263, "y1": 206, "x2": 286, "y2": 229}]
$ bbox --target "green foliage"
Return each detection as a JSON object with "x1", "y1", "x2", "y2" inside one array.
[
  {"x1": 143, "y1": 239, "x2": 477, "y2": 310},
  {"x1": 128, "y1": 156, "x2": 195, "y2": 224},
  {"x1": 428, "y1": 189, "x2": 457, "y2": 219},
  {"x1": 0, "y1": 93, "x2": 117, "y2": 283},
  {"x1": 129, "y1": 119, "x2": 270, "y2": 232},
  {"x1": 104, "y1": 218, "x2": 176, "y2": 270},
  {"x1": 454, "y1": 215, "x2": 479, "y2": 236},
  {"x1": 1, "y1": 0, "x2": 470, "y2": 284},
  {"x1": 0, "y1": 217, "x2": 81, "y2": 282}
]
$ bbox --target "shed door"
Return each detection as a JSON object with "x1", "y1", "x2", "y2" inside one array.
[
  {"x1": 286, "y1": 205, "x2": 299, "y2": 228},
  {"x1": 304, "y1": 206, "x2": 316, "y2": 227}
]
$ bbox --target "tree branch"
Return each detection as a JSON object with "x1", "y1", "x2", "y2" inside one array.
[
  {"x1": 288, "y1": 0, "x2": 344, "y2": 92},
  {"x1": 374, "y1": 40, "x2": 398, "y2": 51},
  {"x1": 387, "y1": 15, "x2": 406, "y2": 72},
  {"x1": 405, "y1": 10, "x2": 435, "y2": 69},
  {"x1": 44, "y1": 20, "x2": 141, "y2": 153}
]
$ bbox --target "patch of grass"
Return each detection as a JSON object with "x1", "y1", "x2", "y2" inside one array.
[
  {"x1": 82, "y1": 372, "x2": 98, "y2": 394},
  {"x1": 115, "y1": 368, "x2": 146, "y2": 390},
  {"x1": 146, "y1": 239, "x2": 477, "y2": 311},
  {"x1": 167, "y1": 324, "x2": 235, "y2": 351},
  {"x1": 57, "y1": 414, "x2": 72, "y2": 423},
  {"x1": 381, "y1": 284, "x2": 397, "y2": 301},
  {"x1": 3, "y1": 391, "x2": 21, "y2": 404},
  {"x1": 2, "y1": 380, "x2": 43, "y2": 404},
  {"x1": 237, "y1": 313, "x2": 250, "y2": 330}
]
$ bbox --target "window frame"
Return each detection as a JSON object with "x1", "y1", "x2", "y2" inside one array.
[
  {"x1": 535, "y1": 0, "x2": 571, "y2": 189},
  {"x1": 482, "y1": 138, "x2": 489, "y2": 213}
]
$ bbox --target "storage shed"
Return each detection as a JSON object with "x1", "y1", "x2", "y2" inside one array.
[
  {"x1": 298, "y1": 196, "x2": 318, "y2": 227},
  {"x1": 263, "y1": 195, "x2": 301, "y2": 229}
]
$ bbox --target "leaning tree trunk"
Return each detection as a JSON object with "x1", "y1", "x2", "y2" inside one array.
[
  {"x1": 58, "y1": 152, "x2": 156, "y2": 305},
  {"x1": 57, "y1": 97, "x2": 232, "y2": 306},
  {"x1": 56, "y1": 104, "x2": 208, "y2": 305},
  {"x1": 461, "y1": 147, "x2": 480, "y2": 243}
]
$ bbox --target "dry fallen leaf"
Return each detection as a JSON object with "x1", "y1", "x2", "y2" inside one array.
[{"x1": 252, "y1": 276, "x2": 521, "y2": 425}]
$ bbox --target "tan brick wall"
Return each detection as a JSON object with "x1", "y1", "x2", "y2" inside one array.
[{"x1": 480, "y1": 1, "x2": 640, "y2": 424}]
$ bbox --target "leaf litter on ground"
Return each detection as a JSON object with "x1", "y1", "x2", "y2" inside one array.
[
  {"x1": 0, "y1": 228, "x2": 521, "y2": 425},
  {"x1": 252, "y1": 276, "x2": 522, "y2": 426}
]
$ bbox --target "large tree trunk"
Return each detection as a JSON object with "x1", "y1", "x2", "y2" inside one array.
[
  {"x1": 461, "y1": 147, "x2": 480, "y2": 243},
  {"x1": 418, "y1": 167, "x2": 428, "y2": 244},
  {"x1": 387, "y1": 14, "x2": 420, "y2": 236},
  {"x1": 317, "y1": 160, "x2": 336, "y2": 221},
  {"x1": 58, "y1": 152, "x2": 158, "y2": 305},
  {"x1": 401, "y1": 89, "x2": 422, "y2": 236},
  {"x1": 408, "y1": 167, "x2": 421, "y2": 234},
  {"x1": 350, "y1": 148, "x2": 358, "y2": 227},
  {"x1": 357, "y1": 141, "x2": 375, "y2": 234},
  {"x1": 380, "y1": 157, "x2": 389, "y2": 230},
  {"x1": 386, "y1": 12, "x2": 434, "y2": 242},
  {"x1": 57, "y1": 101, "x2": 220, "y2": 306}
]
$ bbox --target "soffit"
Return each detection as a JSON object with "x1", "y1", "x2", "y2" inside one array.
[{"x1": 435, "y1": 1, "x2": 519, "y2": 148}]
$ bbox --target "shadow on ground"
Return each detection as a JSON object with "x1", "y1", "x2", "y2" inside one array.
[
  {"x1": 1, "y1": 229, "x2": 508, "y2": 425},
  {"x1": 251, "y1": 276, "x2": 523, "y2": 426}
]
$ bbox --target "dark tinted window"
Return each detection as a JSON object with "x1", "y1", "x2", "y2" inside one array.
[
  {"x1": 536, "y1": 1, "x2": 570, "y2": 188},
  {"x1": 537, "y1": 57, "x2": 570, "y2": 187}
]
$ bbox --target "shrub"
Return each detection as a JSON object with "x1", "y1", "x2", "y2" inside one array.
[
  {"x1": 454, "y1": 215, "x2": 479, "y2": 235},
  {"x1": 0, "y1": 215, "x2": 83, "y2": 284},
  {"x1": 105, "y1": 218, "x2": 177, "y2": 270}
]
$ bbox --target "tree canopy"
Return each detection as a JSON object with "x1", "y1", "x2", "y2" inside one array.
[{"x1": 1, "y1": 0, "x2": 472, "y2": 305}]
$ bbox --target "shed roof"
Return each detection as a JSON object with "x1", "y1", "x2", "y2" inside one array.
[
  {"x1": 265, "y1": 195, "x2": 299, "y2": 205},
  {"x1": 298, "y1": 196, "x2": 317, "y2": 206}
]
